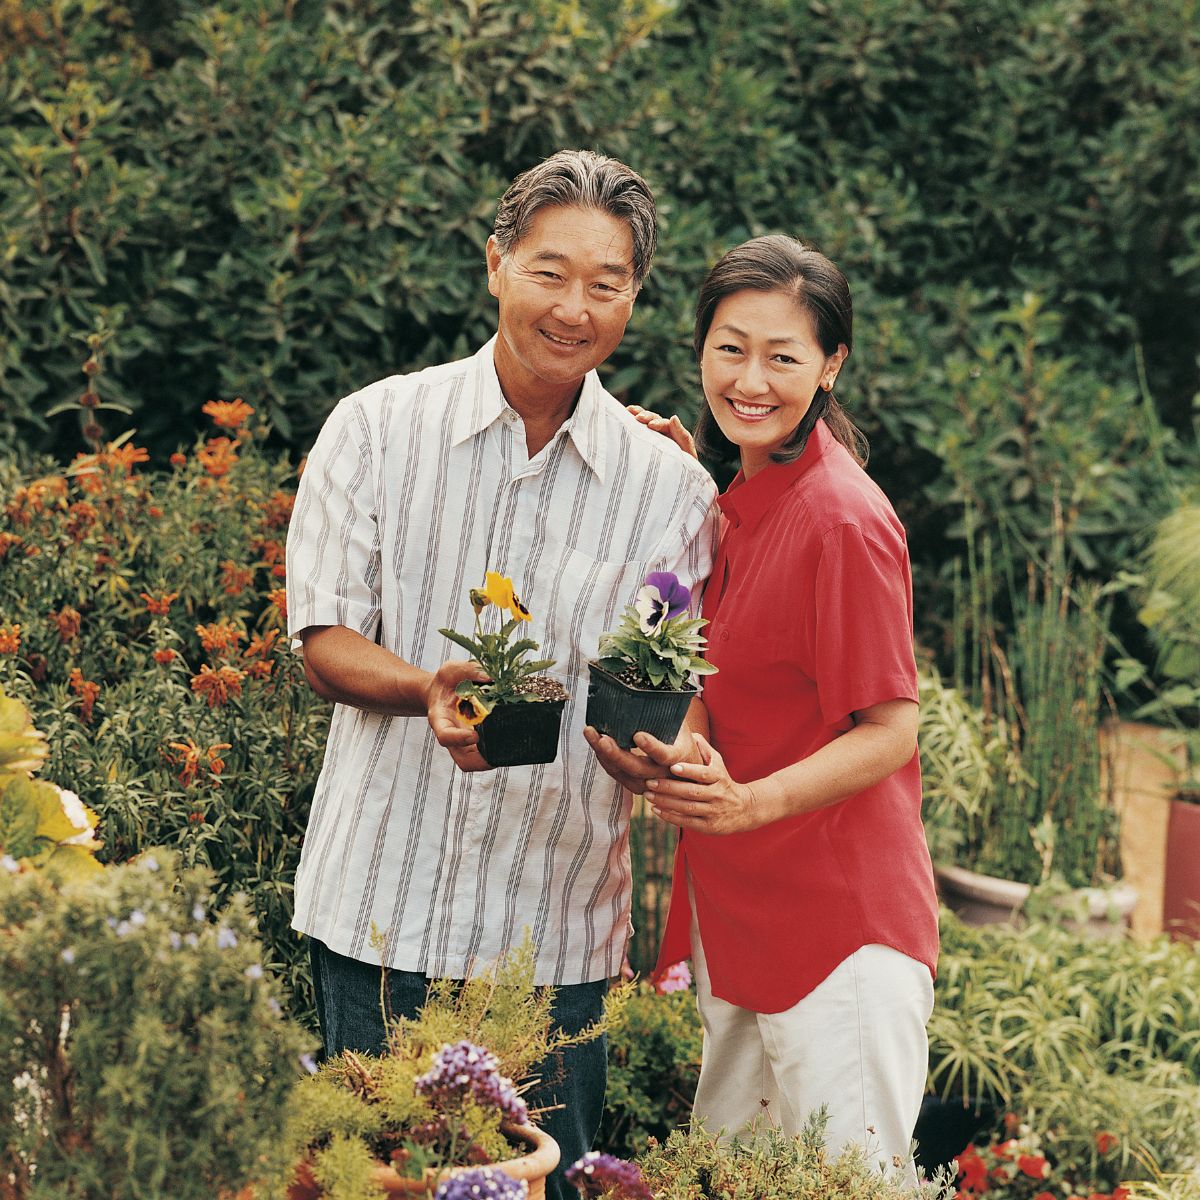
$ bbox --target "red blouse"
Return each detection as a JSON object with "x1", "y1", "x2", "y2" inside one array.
[{"x1": 653, "y1": 421, "x2": 939, "y2": 1013}]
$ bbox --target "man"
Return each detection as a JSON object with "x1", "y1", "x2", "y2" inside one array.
[{"x1": 285, "y1": 149, "x2": 717, "y2": 1197}]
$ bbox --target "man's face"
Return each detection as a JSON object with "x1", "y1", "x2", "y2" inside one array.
[{"x1": 487, "y1": 204, "x2": 637, "y2": 404}]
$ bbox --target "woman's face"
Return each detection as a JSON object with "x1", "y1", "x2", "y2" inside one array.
[{"x1": 700, "y1": 288, "x2": 847, "y2": 478}]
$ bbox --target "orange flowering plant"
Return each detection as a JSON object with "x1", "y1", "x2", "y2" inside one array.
[{"x1": 0, "y1": 403, "x2": 329, "y2": 1012}]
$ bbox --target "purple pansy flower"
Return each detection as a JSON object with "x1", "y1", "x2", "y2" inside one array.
[
  {"x1": 415, "y1": 1040, "x2": 529, "y2": 1127},
  {"x1": 566, "y1": 1151, "x2": 653, "y2": 1199},
  {"x1": 435, "y1": 1167, "x2": 528, "y2": 1200},
  {"x1": 634, "y1": 571, "x2": 691, "y2": 636}
]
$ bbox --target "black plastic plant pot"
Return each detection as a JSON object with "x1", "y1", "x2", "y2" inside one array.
[
  {"x1": 475, "y1": 698, "x2": 567, "y2": 768},
  {"x1": 585, "y1": 662, "x2": 697, "y2": 751}
]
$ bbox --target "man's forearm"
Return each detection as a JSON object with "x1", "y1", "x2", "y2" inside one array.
[{"x1": 300, "y1": 625, "x2": 433, "y2": 716}]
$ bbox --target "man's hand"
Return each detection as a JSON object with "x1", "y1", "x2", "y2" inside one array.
[
  {"x1": 626, "y1": 404, "x2": 698, "y2": 459},
  {"x1": 427, "y1": 659, "x2": 494, "y2": 772},
  {"x1": 583, "y1": 725, "x2": 696, "y2": 793}
]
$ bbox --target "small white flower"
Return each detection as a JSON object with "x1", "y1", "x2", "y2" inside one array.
[
  {"x1": 244, "y1": 963, "x2": 263, "y2": 980},
  {"x1": 1, "y1": 855, "x2": 19, "y2": 874},
  {"x1": 299, "y1": 1053, "x2": 318, "y2": 1074},
  {"x1": 216, "y1": 926, "x2": 238, "y2": 950},
  {"x1": 267, "y1": 997, "x2": 282, "y2": 1016},
  {"x1": 192, "y1": 903, "x2": 206, "y2": 922},
  {"x1": 128, "y1": 910, "x2": 146, "y2": 928},
  {"x1": 142, "y1": 855, "x2": 160, "y2": 872},
  {"x1": 168, "y1": 932, "x2": 182, "y2": 950},
  {"x1": 61, "y1": 947, "x2": 76, "y2": 964},
  {"x1": 184, "y1": 932, "x2": 199, "y2": 947}
]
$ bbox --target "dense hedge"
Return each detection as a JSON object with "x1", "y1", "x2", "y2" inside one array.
[{"x1": 3, "y1": 2, "x2": 1197, "y2": 554}]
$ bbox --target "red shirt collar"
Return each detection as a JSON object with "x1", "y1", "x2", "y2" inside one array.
[{"x1": 716, "y1": 420, "x2": 833, "y2": 535}]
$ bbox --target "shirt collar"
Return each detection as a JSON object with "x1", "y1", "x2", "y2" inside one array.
[
  {"x1": 451, "y1": 337, "x2": 607, "y2": 483},
  {"x1": 717, "y1": 420, "x2": 832, "y2": 534}
]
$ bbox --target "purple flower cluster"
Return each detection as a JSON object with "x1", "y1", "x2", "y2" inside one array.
[
  {"x1": 434, "y1": 1166, "x2": 529, "y2": 1200},
  {"x1": 415, "y1": 1040, "x2": 529, "y2": 1127},
  {"x1": 566, "y1": 1152, "x2": 653, "y2": 1200}
]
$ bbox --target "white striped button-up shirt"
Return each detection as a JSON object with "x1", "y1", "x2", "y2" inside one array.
[{"x1": 286, "y1": 339, "x2": 719, "y2": 984}]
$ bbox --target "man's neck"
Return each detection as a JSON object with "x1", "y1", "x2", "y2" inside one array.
[{"x1": 492, "y1": 347, "x2": 584, "y2": 458}]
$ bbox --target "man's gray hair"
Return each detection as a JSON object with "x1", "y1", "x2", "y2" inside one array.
[{"x1": 492, "y1": 149, "x2": 657, "y2": 287}]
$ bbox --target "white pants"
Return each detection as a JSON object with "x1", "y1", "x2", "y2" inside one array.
[{"x1": 690, "y1": 903, "x2": 934, "y2": 1180}]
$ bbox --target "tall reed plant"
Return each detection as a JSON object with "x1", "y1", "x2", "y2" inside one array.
[{"x1": 949, "y1": 506, "x2": 1120, "y2": 887}]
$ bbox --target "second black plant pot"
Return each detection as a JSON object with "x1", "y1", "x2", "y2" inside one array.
[
  {"x1": 585, "y1": 662, "x2": 697, "y2": 751},
  {"x1": 475, "y1": 698, "x2": 567, "y2": 768}
]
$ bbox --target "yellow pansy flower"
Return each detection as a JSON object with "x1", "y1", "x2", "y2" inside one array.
[
  {"x1": 483, "y1": 571, "x2": 514, "y2": 612},
  {"x1": 454, "y1": 694, "x2": 491, "y2": 727}
]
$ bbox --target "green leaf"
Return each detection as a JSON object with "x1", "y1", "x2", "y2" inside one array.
[
  {"x1": 438, "y1": 628, "x2": 483, "y2": 659},
  {"x1": 75, "y1": 233, "x2": 107, "y2": 285}
]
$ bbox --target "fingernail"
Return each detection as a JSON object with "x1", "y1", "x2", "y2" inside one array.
[
  {"x1": 645, "y1": 779, "x2": 657, "y2": 790},
  {"x1": 671, "y1": 764, "x2": 684, "y2": 774}
]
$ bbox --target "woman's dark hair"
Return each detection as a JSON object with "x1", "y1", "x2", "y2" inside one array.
[{"x1": 693, "y1": 234, "x2": 868, "y2": 467}]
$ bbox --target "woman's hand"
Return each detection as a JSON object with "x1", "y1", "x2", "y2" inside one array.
[
  {"x1": 645, "y1": 733, "x2": 774, "y2": 834},
  {"x1": 626, "y1": 404, "x2": 698, "y2": 459}
]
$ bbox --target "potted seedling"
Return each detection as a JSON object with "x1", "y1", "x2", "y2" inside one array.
[
  {"x1": 439, "y1": 572, "x2": 568, "y2": 768},
  {"x1": 586, "y1": 571, "x2": 716, "y2": 751}
]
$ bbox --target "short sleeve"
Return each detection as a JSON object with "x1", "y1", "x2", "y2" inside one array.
[
  {"x1": 813, "y1": 522, "x2": 918, "y2": 726},
  {"x1": 285, "y1": 395, "x2": 381, "y2": 651}
]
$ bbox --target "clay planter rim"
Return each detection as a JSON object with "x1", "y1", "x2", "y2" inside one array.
[
  {"x1": 291, "y1": 1122, "x2": 559, "y2": 1198},
  {"x1": 935, "y1": 862, "x2": 1138, "y2": 920}
]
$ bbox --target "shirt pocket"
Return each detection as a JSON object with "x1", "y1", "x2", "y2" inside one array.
[{"x1": 533, "y1": 545, "x2": 647, "y2": 683}]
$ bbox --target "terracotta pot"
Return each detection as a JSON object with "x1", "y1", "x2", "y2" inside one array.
[
  {"x1": 288, "y1": 1123, "x2": 559, "y2": 1199},
  {"x1": 475, "y1": 699, "x2": 566, "y2": 768},
  {"x1": 1163, "y1": 794, "x2": 1200, "y2": 940},
  {"x1": 584, "y1": 662, "x2": 697, "y2": 750},
  {"x1": 935, "y1": 863, "x2": 1137, "y2": 938}
]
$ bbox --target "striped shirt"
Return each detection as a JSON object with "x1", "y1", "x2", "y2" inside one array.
[{"x1": 286, "y1": 339, "x2": 719, "y2": 984}]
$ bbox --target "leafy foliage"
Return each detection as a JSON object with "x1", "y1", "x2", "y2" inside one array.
[
  {"x1": 277, "y1": 938, "x2": 627, "y2": 1200},
  {"x1": 596, "y1": 611, "x2": 715, "y2": 693},
  {"x1": 0, "y1": 851, "x2": 313, "y2": 1200},
  {"x1": 0, "y1": 413, "x2": 329, "y2": 1016},
  {"x1": 930, "y1": 913, "x2": 1200, "y2": 1185},
  {"x1": 637, "y1": 1112, "x2": 936, "y2": 1200},
  {"x1": 597, "y1": 981, "x2": 702, "y2": 1160}
]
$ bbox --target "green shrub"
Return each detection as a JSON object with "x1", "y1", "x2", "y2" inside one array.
[
  {"x1": 0, "y1": 414, "x2": 328, "y2": 1014},
  {"x1": 638, "y1": 1113, "x2": 937, "y2": 1200},
  {"x1": 598, "y1": 981, "x2": 702, "y2": 1160},
  {"x1": 931, "y1": 913, "x2": 1200, "y2": 1185},
  {"x1": 0, "y1": 850, "x2": 313, "y2": 1199}
]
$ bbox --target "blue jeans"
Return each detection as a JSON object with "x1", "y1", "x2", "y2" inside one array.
[{"x1": 309, "y1": 937, "x2": 608, "y2": 1200}]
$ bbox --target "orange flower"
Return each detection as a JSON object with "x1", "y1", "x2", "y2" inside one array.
[
  {"x1": 1094, "y1": 1131, "x2": 1118, "y2": 1154},
  {"x1": 267, "y1": 588, "x2": 287, "y2": 620},
  {"x1": 244, "y1": 659, "x2": 273, "y2": 680},
  {"x1": 68, "y1": 667, "x2": 100, "y2": 723},
  {"x1": 197, "y1": 436, "x2": 239, "y2": 477},
  {"x1": 165, "y1": 737, "x2": 203, "y2": 787},
  {"x1": 252, "y1": 538, "x2": 285, "y2": 566},
  {"x1": 65, "y1": 501, "x2": 98, "y2": 541},
  {"x1": 0, "y1": 532, "x2": 23, "y2": 558},
  {"x1": 262, "y1": 491, "x2": 295, "y2": 529},
  {"x1": 107, "y1": 443, "x2": 150, "y2": 473},
  {"x1": 0, "y1": 625, "x2": 21, "y2": 655},
  {"x1": 169, "y1": 452, "x2": 187, "y2": 467},
  {"x1": 147, "y1": 505, "x2": 163, "y2": 519},
  {"x1": 190, "y1": 664, "x2": 245, "y2": 708},
  {"x1": 153, "y1": 648, "x2": 177, "y2": 665},
  {"x1": 202, "y1": 398, "x2": 254, "y2": 430},
  {"x1": 195, "y1": 621, "x2": 243, "y2": 658},
  {"x1": 142, "y1": 591, "x2": 180, "y2": 615},
  {"x1": 244, "y1": 628, "x2": 280, "y2": 660},
  {"x1": 271, "y1": 562, "x2": 287, "y2": 578},
  {"x1": 164, "y1": 738, "x2": 231, "y2": 787},
  {"x1": 207, "y1": 742, "x2": 231, "y2": 775},
  {"x1": 220, "y1": 560, "x2": 255, "y2": 596},
  {"x1": 49, "y1": 606, "x2": 82, "y2": 643}
]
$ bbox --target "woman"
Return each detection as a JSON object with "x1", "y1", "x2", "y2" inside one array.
[{"x1": 591, "y1": 236, "x2": 938, "y2": 1173}]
